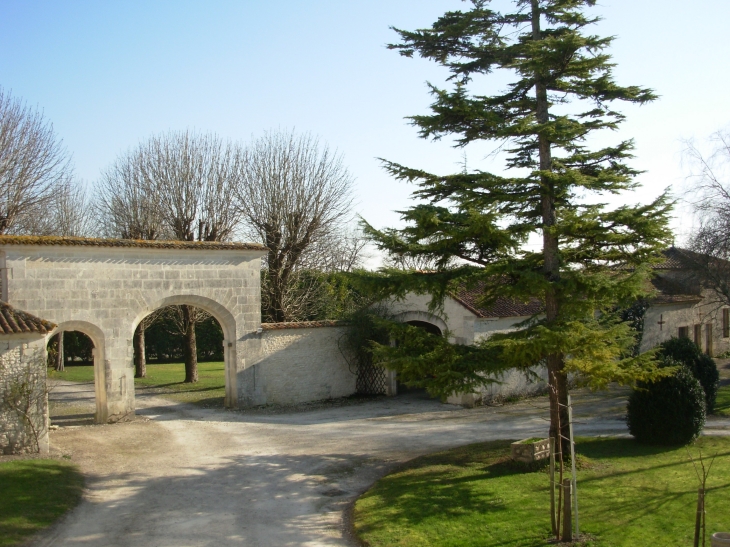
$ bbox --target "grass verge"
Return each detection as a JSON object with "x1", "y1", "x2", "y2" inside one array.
[
  {"x1": 0, "y1": 459, "x2": 84, "y2": 547},
  {"x1": 354, "y1": 437, "x2": 730, "y2": 547},
  {"x1": 49, "y1": 361, "x2": 225, "y2": 407},
  {"x1": 716, "y1": 384, "x2": 730, "y2": 416}
]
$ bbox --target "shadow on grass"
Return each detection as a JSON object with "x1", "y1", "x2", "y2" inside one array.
[
  {"x1": 357, "y1": 441, "x2": 549, "y2": 533},
  {"x1": 0, "y1": 460, "x2": 84, "y2": 547}
]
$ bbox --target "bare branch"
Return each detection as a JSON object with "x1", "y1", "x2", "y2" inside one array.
[
  {"x1": 0, "y1": 87, "x2": 74, "y2": 234},
  {"x1": 234, "y1": 130, "x2": 355, "y2": 321}
]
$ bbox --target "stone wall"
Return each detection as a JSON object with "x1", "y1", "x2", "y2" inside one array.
[
  {"x1": 241, "y1": 324, "x2": 356, "y2": 406},
  {"x1": 640, "y1": 293, "x2": 730, "y2": 356},
  {"x1": 447, "y1": 367, "x2": 549, "y2": 407},
  {"x1": 1, "y1": 242, "x2": 265, "y2": 421},
  {"x1": 0, "y1": 335, "x2": 48, "y2": 454}
]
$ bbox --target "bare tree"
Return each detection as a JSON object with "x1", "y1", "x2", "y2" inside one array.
[
  {"x1": 0, "y1": 87, "x2": 73, "y2": 235},
  {"x1": 18, "y1": 178, "x2": 93, "y2": 237},
  {"x1": 96, "y1": 153, "x2": 168, "y2": 240},
  {"x1": 234, "y1": 131, "x2": 355, "y2": 322},
  {"x1": 683, "y1": 130, "x2": 730, "y2": 310},
  {"x1": 96, "y1": 130, "x2": 241, "y2": 382},
  {"x1": 298, "y1": 226, "x2": 369, "y2": 273}
]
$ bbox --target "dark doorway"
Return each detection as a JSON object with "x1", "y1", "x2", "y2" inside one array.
[{"x1": 396, "y1": 320, "x2": 443, "y2": 397}]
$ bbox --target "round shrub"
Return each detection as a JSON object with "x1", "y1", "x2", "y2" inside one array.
[
  {"x1": 660, "y1": 337, "x2": 720, "y2": 413},
  {"x1": 627, "y1": 363, "x2": 706, "y2": 445}
]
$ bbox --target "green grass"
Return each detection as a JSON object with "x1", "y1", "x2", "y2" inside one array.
[
  {"x1": 354, "y1": 437, "x2": 730, "y2": 547},
  {"x1": 0, "y1": 460, "x2": 84, "y2": 547},
  {"x1": 49, "y1": 361, "x2": 225, "y2": 407},
  {"x1": 48, "y1": 365, "x2": 95, "y2": 383},
  {"x1": 716, "y1": 384, "x2": 730, "y2": 417}
]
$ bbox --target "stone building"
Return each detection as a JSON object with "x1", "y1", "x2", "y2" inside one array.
[
  {"x1": 639, "y1": 247, "x2": 730, "y2": 356},
  {"x1": 1, "y1": 236, "x2": 722, "y2": 436},
  {"x1": 0, "y1": 302, "x2": 55, "y2": 454}
]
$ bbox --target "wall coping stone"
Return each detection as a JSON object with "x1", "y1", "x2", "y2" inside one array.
[
  {"x1": 261, "y1": 320, "x2": 346, "y2": 330},
  {"x1": 0, "y1": 235, "x2": 267, "y2": 252}
]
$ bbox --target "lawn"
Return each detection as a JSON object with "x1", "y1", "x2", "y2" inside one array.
[
  {"x1": 48, "y1": 361, "x2": 226, "y2": 407},
  {"x1": 0, "y1": 459, "x2": 84, "y2": 547},
  {"x1": 717, "y1": 384, "x2": 730, "y2": 416},
  {"x1": 354, "y1": 437, "x2": 730, "y2": 547}
]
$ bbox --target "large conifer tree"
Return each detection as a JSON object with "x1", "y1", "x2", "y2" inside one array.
[{"x1": 363, "y1": 0, "x2": 674, "y2": 449}]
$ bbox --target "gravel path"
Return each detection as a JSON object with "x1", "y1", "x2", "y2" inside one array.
[{"x1": 34, "y1": 381, "x2": 730, "y2": 547}]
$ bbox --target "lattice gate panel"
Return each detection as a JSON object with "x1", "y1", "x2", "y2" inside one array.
[{"x1": 356, "y1": 362, "x2": 387, "y2": 395}]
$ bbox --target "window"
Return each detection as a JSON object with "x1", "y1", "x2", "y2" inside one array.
[
  {"x1": 678, "y1": 326, "x2": 689, "y2": 338},
  {"x1": 694, "y1": 324, "x2": 702, "y2": 348},
  {"x1": 706, "y1": 324, "x2": 713, "y2": 356},
  {"x1": 724, "y1": 308, "x2": 729, "y2": 338}
]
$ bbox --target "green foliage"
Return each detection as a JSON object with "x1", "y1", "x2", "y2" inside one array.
[
  {"x1": 716, "y1": 383, "x2": 730, "y2": 416},
  {"x1": 354, "y1": 437, "x2": 730, "y2": 547},
  {"x1": 338, "y1": 306, "x2": 392, "y2": 373},
  {"x1": 659, "y1": 336, "x2": 720, "y2": 413},
  {"x1": 144, "y1": 314, "x2": 223, "y2": 362},
  {"x1": 261, "y1": 269, "x2": 370, "y2": 323},
  {"x1": 627, "y1": 362, "x2": 706, "y2": 445},
  {"x1": 354, "y1": 0, "x2": 673, "y2": 396},
  {"x1": 0, "y1": 460, "x2": 84, "y2": 547},
  {"x1": 618, "y1": 298, "x2": 650, "y2": 355}
]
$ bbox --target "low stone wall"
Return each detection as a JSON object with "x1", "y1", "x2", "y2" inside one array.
[
  {"x1": 242, "y1": 323, "x2": 356, "y2": 406},
  {"x1": 0, "y1": 336, "x2": 48, "y2": 454},
  {"x1": 447, "y1": 367, "x2": 549, "y2": 407}
]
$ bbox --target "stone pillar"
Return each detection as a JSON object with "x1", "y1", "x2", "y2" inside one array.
[{"x1": 385, "y1": 369, "x2": 397, "y2": 396}]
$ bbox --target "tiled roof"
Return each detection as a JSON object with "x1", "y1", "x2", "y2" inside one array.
[
  {"x1": 451, "y1": 282, "x2": 544, "y2": 318},
  {"x1": 451, "y1": 270, "x2": 703, "y2": 318},
  {"x1": 652, "y1": 247, "x2": 696, "y2": 270},
  {"x1": 0, "y1": 235, "x2": 267, "y2": 251},
  {"x1": 649, "y1": 274, "x2": 702, "y2": 305},
  {"x1": 0, "y1": 302, "x2": 56, "y2": 335},
  {"x1": 261, "y1": 320, "x2": 345, "y2": 330}
]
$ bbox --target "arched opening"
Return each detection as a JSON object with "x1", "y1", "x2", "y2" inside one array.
[
  {"x1": 405, "y1": 320, "x2": 443, "y2": 337},
  {"x1": 132, "y1": 295, "x2": 237, "y2": 409},
  {"x1": 46, "y1": 322, "x2": 105, "y2": 425},
  {"x1": 395, "y1": 319, "x2": 444, "y2": 398}
]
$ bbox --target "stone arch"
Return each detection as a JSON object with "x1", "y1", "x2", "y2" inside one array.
[
  {"x1": 132, "y1": 294, "x2": 239, "y2": 408},
  {"x1": 385, "y1": 311, "x2": 448, "y2": 397},
  {"x1": 48, "y1": 320, "x2": 108, "y2": 423},
  {"x1": 392, "y1": 311, "x2": 448, "y2": 336}
]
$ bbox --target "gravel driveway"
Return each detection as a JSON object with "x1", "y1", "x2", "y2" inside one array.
[{"x1": 34, "y1": 381, "x2": 730, "y2": 547}]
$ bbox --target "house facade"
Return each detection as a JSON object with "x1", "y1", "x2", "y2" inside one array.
[{"x1": 639, "y1": 247, "x2": 730, "y2": 356}]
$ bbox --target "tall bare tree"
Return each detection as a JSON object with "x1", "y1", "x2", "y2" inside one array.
[
  {"x1": 234, "y1": 131, "x2": 355, "y2": 322},
  {"x1": 683, "y1": 130, "x2": 730, "y2": 309},
  {"x1": 18, "y1": 178, "x2": 93, "y2": 237},
  {"x1": 0, "y1": 87, "x2": 73, "y2": 235},
  {"x1": 97, "y1": 130, "x2": 241, "y2": 382}
]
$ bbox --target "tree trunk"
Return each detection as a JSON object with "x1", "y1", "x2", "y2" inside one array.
[
  {"x1": 182, "y1": 305, "x2": 198, "y2": 383},
  {"x1": 133, "y1": 322, "x2": 146, "y2": 378},
  {"x1": 531, "y1": 0, "x2": 571, "y2": 456},
  {"x1": 54, "y1": 332, "x2": 64, "y2": 372}
]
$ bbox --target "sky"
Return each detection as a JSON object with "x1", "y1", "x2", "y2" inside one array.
[{"x1": 1, "y1": 0, "x2": 729, "y2": 260}]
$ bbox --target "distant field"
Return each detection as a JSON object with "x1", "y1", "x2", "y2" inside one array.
[{"x1": 49, "y1": 362, "x2": 225, "y2": 407}]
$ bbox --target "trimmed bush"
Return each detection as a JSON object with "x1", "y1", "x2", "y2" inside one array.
[
  {"x1": 627, "y1": 363, "x2": 706, "y2": 445},
  {"x1": 660, "y1": 337, "x2": 720, "y2": 413}
]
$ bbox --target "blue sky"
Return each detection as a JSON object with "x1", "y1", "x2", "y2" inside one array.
[{"x1": 1, "y1": 0, "x2": 728, "y2": 251}]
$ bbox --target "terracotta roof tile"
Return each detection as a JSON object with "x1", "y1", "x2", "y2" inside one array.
[
  {"x1": 0, "y1": 302, "x2": 56, "y2": 335},
  {"x1": 451, "y1": 282, "x2": 544, "y2": 318},
  {"x1": 261, "y1": 320, "x2": 345, "y2": 330},
  {"x1": 0, "y1": 235, "x2": 267, "y2": 252}
]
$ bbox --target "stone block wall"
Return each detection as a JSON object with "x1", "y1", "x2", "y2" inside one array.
[
  {"x1": 241, "y1": 324, "x2": 356, "y2": 406},
  {"x1": 0, "y1": 335, "x2": 48, "y2": 454},
  {"x1": 1, "y1": 243, "x2": 265, "y2": 420},
  {"x1": 447, "y1": 367, "x2": 549, "y2": 407}
]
